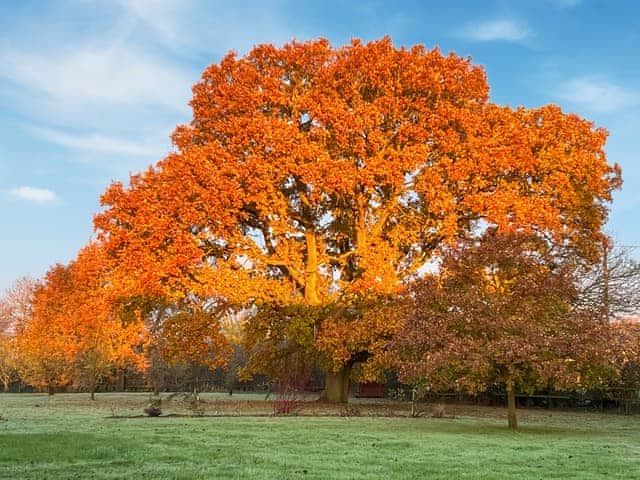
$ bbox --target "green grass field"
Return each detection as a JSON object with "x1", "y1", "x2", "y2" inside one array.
[{"x1": 1, "y1": 393, "x2": 639, "y2": 479}]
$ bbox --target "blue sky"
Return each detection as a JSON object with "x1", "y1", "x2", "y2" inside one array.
[{"x1": 0, "y1": 0, "x2": 638, "y2": 291}]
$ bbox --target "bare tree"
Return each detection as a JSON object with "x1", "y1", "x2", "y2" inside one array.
[
  {"x1": 0, "y1": 277, "x2": 38, "y2": 335},
  {"x1": 0, "y1": 277, "x2": 38, "y2": 391},
  {"x1": 576, "y1": 244, "x2": 640, "y2": 319}
]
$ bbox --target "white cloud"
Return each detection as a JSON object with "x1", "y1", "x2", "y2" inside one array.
[
  {"x1": 464, "y1": 19, "x2": 531, "y2": 42},
  {"x1": 116, "y1": 0, "x2": 306, "y2": 57},
  {"x1": 558, "y1": 78, "x2": 639, "y2": 114},
  {"x1": 116, "y1": 0, "x2": 187, "y2": 46},
  {"x1": 0, "y1": 44, "x2": 193, "y2": 114},
  {"x1": 29, "y1": 126, "x2": 159, "y2": 157},
  {"x1": 9, "y1": 186, "x2": 59, "y2": 204}
]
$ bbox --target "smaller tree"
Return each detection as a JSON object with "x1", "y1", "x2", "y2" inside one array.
[
  {"x1": 0, "y1": 277, "x2": 38, "y2": 335},
  {"x1": 394, "y1": 232, "x2": 611, "y2": 429},
  {"x1": 0, "y1": 337, "x2": 19, "y2": 391},
  {"x1": 608, "y1": 320, "x2": 640, "y2": 412},
  {"x1": 67, "y1": 244, "x2": 147, "y2": 399},
  {"x1": 16, "y1": 266, "x2": 73, "y2": 394},
  {"x1": 16, "y1": 245, "x2": 148, "y2": 397},
  {"x1": 0, "y1": 277, "x2": 38, "y2": 391},
  {"x1": 120, "y1": 295, "x2": 233, "y2": 394}
]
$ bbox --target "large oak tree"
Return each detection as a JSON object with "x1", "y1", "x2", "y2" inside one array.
[{"x1": 95, "y1": 37, "x2": 620, "y2": 402}]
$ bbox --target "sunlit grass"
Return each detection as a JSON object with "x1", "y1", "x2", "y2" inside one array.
[{"x1": 0, "y1": 393, "x2": 638, "y2": 479}]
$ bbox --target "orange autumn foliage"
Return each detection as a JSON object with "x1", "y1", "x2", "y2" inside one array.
[
  {"x1": 160, "y1": 308, "x2": 231, "y2": 371},
  {"x1": 17, "y1": 265, "x2": 75, "y2": 392},
  {"x1": 17, "y1": 244, "x2": 146, "y2": 394},
  {"x1": 94, "y1": 38, "x2": 621, "y2": 399},
  {"x1": 68, "y1": 244, "x2": 147, "y2": 391}
]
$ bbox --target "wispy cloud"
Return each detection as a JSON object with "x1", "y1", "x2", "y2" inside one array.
[
  {"x1": 29, "y1": 126, "x2": 160, "y2": 157},
  {"x1": 557, "y1": 77, "x2": 639, "y2": 114},
  {"x1": 0, "y1": 44, "x2": 192, "y2": 114},
  {"x1": 9, "y1": 186, "x2": 59, "y2": 204},
  {"x1": 115, "y1": 0, "x2": 305, "y2": 57},
  {"x1": 115, "y1": 0, "x2": 189, "y2": 47},
  {"x1": 463, "y1": 19, "x2": 531, "y2": 43}
]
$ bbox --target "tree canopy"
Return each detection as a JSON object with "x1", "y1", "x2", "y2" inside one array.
[
  {"x1": 393, "y1": 232, "x2": 614, "y2": 428},
  {"x1": 17, "y1": 244, "x2": 146, "y2": 396},
  {"x1": 93, "y1": 37, "x2": 620, "y2": 402}
]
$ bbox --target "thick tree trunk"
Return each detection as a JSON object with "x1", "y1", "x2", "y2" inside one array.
[
  {"x1": 304, "y1": 230, "x2": 356, "y2": 404},
  {"x1": 47, "y1": 384, "x2": 55, "y2": 396},
  {"x1": 321, "y1": 366, "x2": 351, "y2": 403},
  {"x1": 506, "y1": 378, "x2": 517, "y2": 430},
  {"x1": 1, "y1": 376, "x2": 9, "y2": 392}
]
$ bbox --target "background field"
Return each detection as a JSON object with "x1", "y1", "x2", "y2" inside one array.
[{"x1": 1, "y1": 393, "x2": 639, "y2": 479}]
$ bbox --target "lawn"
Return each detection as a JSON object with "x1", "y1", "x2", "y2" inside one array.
[{"x1": 0, "y1": 393, "x2": 638, "y2": 479}]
